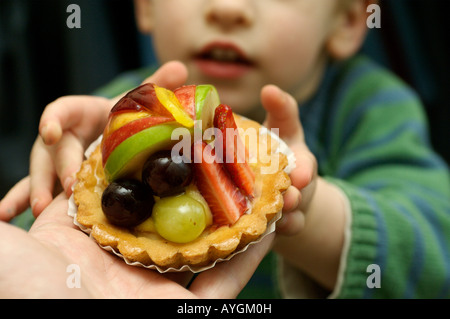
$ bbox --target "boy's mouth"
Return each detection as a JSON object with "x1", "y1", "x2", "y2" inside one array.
[{"x1": 193, "y1": 42, "x2": 254, "y2": 79}]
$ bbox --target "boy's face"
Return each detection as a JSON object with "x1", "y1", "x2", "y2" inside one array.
[{"x1": 140, "y1": 0, "x2": 339, "y2": 115}]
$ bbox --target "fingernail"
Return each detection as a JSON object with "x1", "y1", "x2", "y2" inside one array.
[
  {"x1": 277, "y1": 215, "x2": 287, "y2": 228},
  {"x1": 31, "y1": 198, "x2": 39, "y2": 210},
  {"x1": 41, "y1": 122, "x2": 61, "y2": 145},
  {"x1": 40, "y1": 124, "x2": 50, "y2": 144},
  {"x1": 276, "y1": 87, "x2": 287, "y2": 102},
  {"x1": 3, "y1": 207, "x2": 16, "y2": 219},
  {"x1": 64, "y1": 176, "x2": 74, "y2": 192}
]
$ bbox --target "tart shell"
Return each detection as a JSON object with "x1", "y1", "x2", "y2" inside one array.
[{"x1": 71, "y1": 115, "x2": 292, "y2": 272}]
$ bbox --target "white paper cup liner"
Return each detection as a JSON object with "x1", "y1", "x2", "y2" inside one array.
[{"x1": 68, "y1": 127, "x2": 295, "y2": 273}]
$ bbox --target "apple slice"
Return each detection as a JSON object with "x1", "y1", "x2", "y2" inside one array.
[
  {"x1": 174, "y1": 84, "x2": 221, "y2": 132},
  {"x1": 102, "y1": 116, "x2": 174, "y2": 166},
  {"x1": 103, "y1": 111, "x2": 153, "y2": 139},
  {"x1": 195, "y1": 85, "x2": 220, "y2": 132},
  {"x1": 174, "y1": 85, "x2": 196, "y2": 120},
  {"x1": 111, "y1": 84, "x2": 173, "y2": 118},
  {"x1": 104, "y1": 123, "x2": 187, "y2": 182}
]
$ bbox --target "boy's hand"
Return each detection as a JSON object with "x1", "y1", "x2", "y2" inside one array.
[
  {"x1": 261, "y1": 85, "x2": 347, "y2": 289},
  {"x1": 261, "y1": 85, "x2": 318, "y2": 236},
  {"x1": 0, "y1": 61, "x2": 188, "y2": 221}
]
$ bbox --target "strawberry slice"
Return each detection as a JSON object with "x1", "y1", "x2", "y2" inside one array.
[
  {"x1": 214, "y1": 104, "x2": 255, "y2": 197},
  {"x1": 192, "y1": 140, "x2": 248, "y2": 226}
]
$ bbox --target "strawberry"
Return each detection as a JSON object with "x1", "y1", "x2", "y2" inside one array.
[
  {"x1": 214, "y1": 104, "x2": 255, "y2": 197},
  {"x1": 192, "y1": 140, "x2": 248, "y2": 226}
]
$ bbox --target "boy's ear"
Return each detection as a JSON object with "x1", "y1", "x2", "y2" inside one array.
[
  {"x1": 326, "y1": 0, "x2": 376, "y2": 60},
  {"x1": 134, "y1": 0, "x2": 153, "y2": 34}
]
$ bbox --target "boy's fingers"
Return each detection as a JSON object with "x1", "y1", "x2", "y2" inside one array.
[
  {"x1": 29, "y1": 138, "x2": 57, "y2": 217},
  {"x1": 261, "y1": 85, "x2": 304, "y2": 142},
  {"x1": 289, "y1": 143, "x2": 318, "y2": 194},
  {"x1": 276, "y1": 209, "x2": 305, "y2": 237},
  {"x1": 53, "y1": 131, "x2": 85, "y2": 196},
  {"x1": 39, "y1": 61, "x2": 188, "y2": 145},
  {"x1": 282, "y1": 185, "x2": 301, "y2": 213},
  {"x1": 109, "y1": 61, "x2": 189, "y2": 106},
  {"x1": 278, "y1": 186, "x2": 305, "y2": 236},
  {"x1": 142, "y1": 60, "x2": 189, "y2": 90},
  {"x1": 0, "y1": 176, "x2": 31, "y2": 221},
  {"x1": 31, "y1": 61, "x2": 188, "y2": 216},
  {"x1": 39, "y1": 96, "x2": 111, "y2": 146},
  {"x1": 40, "y1": 120, "x2": 63, "y2": 146}
]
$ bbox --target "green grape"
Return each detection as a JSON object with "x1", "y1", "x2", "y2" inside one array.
[{"x1": 153, "y1": 194, "x2": 206, "y2": 243}]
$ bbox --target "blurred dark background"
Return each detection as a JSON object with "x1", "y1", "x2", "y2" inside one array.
[{"x1": 1, "y1": 0, "x2": 449, "y2": 198}]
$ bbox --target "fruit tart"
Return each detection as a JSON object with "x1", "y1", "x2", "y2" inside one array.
[{"x1": 71, "y1": 83, "x2": 292, "y2": 272}]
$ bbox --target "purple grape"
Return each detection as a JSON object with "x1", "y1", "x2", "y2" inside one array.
[
  {"x1": 101, "y1": 179, "x2": 154, "y2": 227},
  {"x1": 142, "y1": 150, "x2": 193, "y2": 197}
]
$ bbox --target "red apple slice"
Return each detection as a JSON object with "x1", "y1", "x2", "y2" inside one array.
[
  {"x1": 174, "y1": 85, "x2": 196, "y2": 120},
  {"x1": 110, "y1": 84, "x2": 174, "y2": 118},
  {"x1": 103, "y1": 111, "x2": 152, "y2": 140}
]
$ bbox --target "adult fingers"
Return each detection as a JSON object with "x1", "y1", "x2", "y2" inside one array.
[
  {"x1": 189, "y1": 233, "x2": 274, "y2": 298},
  {"x1": 0, "y1": 176, "x2": 31, "y2": 221},
  {"x1": 30, "y1": 192, "x2": 75, "y2": 233}
]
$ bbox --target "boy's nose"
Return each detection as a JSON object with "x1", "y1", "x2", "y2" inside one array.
[{"x1": 205, "y1": 0, "x2": 254, "y2": 30}]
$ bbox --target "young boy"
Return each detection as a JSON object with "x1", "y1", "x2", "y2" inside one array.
[{"x1": 1, "y1": 0, "x2": 449, "y2": 298}]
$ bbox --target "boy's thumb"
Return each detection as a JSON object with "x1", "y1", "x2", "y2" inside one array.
[{"x1": 261, "y1": 85, "x2": 303, "y2": 142}]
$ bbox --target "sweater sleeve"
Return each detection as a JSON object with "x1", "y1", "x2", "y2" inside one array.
[{"x1": 323, "y1": 59, "x2": 450, "y2": 298}]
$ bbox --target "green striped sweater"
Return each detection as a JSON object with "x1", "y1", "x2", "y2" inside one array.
[
  {"x1": 93, "y1": 54, "x2": 450, "y2": 298},
  {"x1": 290, "y1": 54, "x2": 450, "y2": 298}
]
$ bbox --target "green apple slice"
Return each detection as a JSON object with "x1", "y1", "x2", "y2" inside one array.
[
  {"x1": 104, "y1": 123, "x2": 189, "y2": 182},
  {"x1": 195, "y1": 85, "x2": 220, "y2": 132}
]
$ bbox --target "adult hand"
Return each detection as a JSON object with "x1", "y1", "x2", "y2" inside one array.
[{"x1": 0, "y1": 193, "x2": 273, "y2": 298}]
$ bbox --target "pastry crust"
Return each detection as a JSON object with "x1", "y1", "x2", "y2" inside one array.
[{"x1": 73, "y1": 115, "x2": 290, "y2": 271}]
